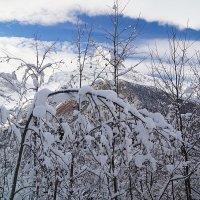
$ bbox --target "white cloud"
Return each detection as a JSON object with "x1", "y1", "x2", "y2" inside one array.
[
  {"x1": 0, "y1": 0, "x2": 199, "y2": 30},
  {"x1": 0, "y1": 37, "x2": 77, "y2": 82},
  {"x1": 136, "y1": 38, "x2": 200, "y2": 82},
  {"x1": 126, "y1": 0, "x2": 200, "y2": 29},
  {"x1": 138, "y1": 38, "x2": 200, "y2": 59},
  {"x1": 0, "y1": 36, "x2": 200, "y2": 83}
]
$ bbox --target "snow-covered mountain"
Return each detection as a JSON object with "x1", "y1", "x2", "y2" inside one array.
[
  {"x1": 0, "y1": 69, "x2": 197, "y2": 116},
  {"x1": 0, "y1": 72, "x2": 21, "y2": 108}
]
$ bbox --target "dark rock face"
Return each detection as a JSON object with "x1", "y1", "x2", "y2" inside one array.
[
  {"x1": 54, "y1": 76, "x2": 197, "y2": 116},
  {"x1": 119, "y1": 81, "x2": 171, "y2": 114},
  {"x1": 118, "y1": 80, "x2": 198, "y2": 116},
  {"x1": 0, "y1": 72, "x2": 20, "y2": 105}
]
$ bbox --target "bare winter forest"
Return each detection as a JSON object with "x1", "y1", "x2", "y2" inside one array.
[{"x1": 0, "y1": 1, "x2": 200, "y2": 200}]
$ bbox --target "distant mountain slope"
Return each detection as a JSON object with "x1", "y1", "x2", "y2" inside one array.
[
  {"x1": 119, "y1": 80, "x2": 171, "y2": 114},
  {"x1": 119, "y1": 80, "x2": 198, "y2": 116},
  {"x1": 0, "y1": 72, "x2": 21, "y2": 108},
  {"x1": 48, "y1": 70, "x2": 197, "y2": 116},
  {"x1": 0, "y1": 70, "x2": 197, "y2": 115}
]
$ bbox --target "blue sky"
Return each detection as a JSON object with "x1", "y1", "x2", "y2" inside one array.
[
  {"x1": 0, "y1": 14, "x2": 199, "y2": 43},
  {"x1": 0, "y1": 0, "x2": 200, "y2": 75},
  {"x1": 0, "y1": 0, "x2": 199, "y2": 43}
]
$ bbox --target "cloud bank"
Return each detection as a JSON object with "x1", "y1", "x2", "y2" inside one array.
[
  {"x1": 1, "y1": 36, "x2": 200, "y2": 76},
  {"x1": 0, "y1": 0, "x2": 199, "y2": 30}
]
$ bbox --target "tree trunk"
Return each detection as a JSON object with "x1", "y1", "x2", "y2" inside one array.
[
  {"x1": 53, "y1": 178, "x2": 59, "y2": 200},
  {"x1": 68, "y1": 155, "x2": 74, "y2": 200},
  {"x1": 9, "y1": 113, "x2": 33, "y2": 200}
]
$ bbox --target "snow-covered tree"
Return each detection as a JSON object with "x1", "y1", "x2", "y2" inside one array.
[
  {"x1": 150, "y1": 29, "x2": 200, "y2": 200},
  {"x1": 0, "y1": 82, "x2": 182, "y2": 199}
]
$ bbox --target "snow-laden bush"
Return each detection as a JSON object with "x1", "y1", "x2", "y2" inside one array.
[{"x1": 0, "y1": 86, "x2": 184, "y2": 200}]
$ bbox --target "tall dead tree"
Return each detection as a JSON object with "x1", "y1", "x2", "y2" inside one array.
[
  {"x1": 94, "y1": 0, "x2": 143, "y2": 95},
  {"x1": 0, "y1": 37, "x2": 63, "y2": 200},
  {"x1": 150, "y1": 29, "x2": 199, "y2": 200}
]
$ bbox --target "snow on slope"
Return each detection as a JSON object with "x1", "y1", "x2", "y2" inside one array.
[
  {"x1": 0, "y1": 64, "x2": 193, "y2": 111},
  {"x1": 0, "y1": 72, "x2": 20, "y2": 108},
  {"x1": 47, "y1": 67, "x2": 155, "y2": 89}
]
